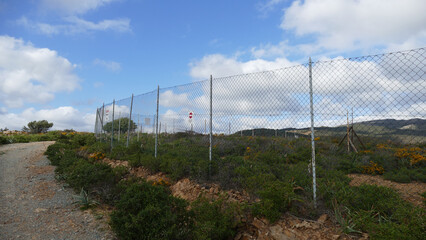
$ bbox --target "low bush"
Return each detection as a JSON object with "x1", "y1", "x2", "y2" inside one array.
[
  {"x1": 0, "y1": 136, "x2": 10, "y2": 144},
  {"x1": 383, "y1": 167, "x2": 426, "y2": 183},
  {"x1": 191, "y1": 195, "x2": 240, "y2": 240},
  {"x1": 45, "y1": 142, "x2": 71, "y2": 165},
  {"x1": 63, "y1": 159, "x2": 117, "y2": 192},
  {"x1": 252, "y1": 180, "x2": 300, "y2": 222},
  {"x1": 334, "y1": 184, "x2": 426, "y2": 239},
  {"x1": 87, "y1": 142, "x2": 109, "y2": 155},
  {"x1": 110, "y1": 181, "x2": 193, "y2": 240},
  {"x1": 70, "y1": 133, "x2": 96, "y2": 148}
]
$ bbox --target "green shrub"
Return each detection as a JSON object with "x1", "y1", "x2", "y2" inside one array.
[
  {"x1": 71, "y1": 133, "x2": 96, "y2": 147},
  {"x1": 64, "y1": 160, "x2": 116, "y2": 191},
  {"x1": 383, "y1": 167, "x2": 426, "y2": 183},
  {"x1": 0, "y1": 136, "x2": 9, "y2": 144},
  {"x1": 110, "y1": 181, "x2": 192, "y2": 240},
  {"x1": 128, "y1": 153, "x2": 161, "y2": 173},
  {"x1": 113, "y1": 165, "x2": 129, "y2": 179},
  {"x1": 318, "y1": 170, "x2": 351, "y2": 207},
  {"x1": 159, "y1": 155, "x2": 191, "y2": 180},
  {"x1": 252, "y1": 180, "x2": 300, "y2": 222},
  {"x1": 55, "y1": 149, "x2": 79, "y2": 174},
  {"x1": 10, "y1": 135, "x2": 30, "y2": 143},
  {"x1": 335, "y1": 184, "x2": 426, "y2": 239},
  {"x1": 215, "y1": 156, "x2": 245, "y2": 190},
  {"x1": 348, "y1": 185, "x2": 402, "y2": 217},
  {"x1": 45, "y1": 142, "x2": 71, "y2": 165},
  {"x1": 109, "y1": 145, "x2": 128, "y2": 160},
  {"x1": 191, "y1": 196, "x2": 240, "y2": 240},
  {"x1": 87, "y1": 142, "x2": 109, "y2": 154}
]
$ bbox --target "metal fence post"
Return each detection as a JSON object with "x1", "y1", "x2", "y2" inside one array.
[
  {"x1": 118, "y1": 112, "x2": 121, "y2": 143},
  {"x1": 309, "y1": 57, "x2": 317, "y2": 208},
  {"x1": 101, "y1": 103, "x2": 105, "y2": 142},
  {"x1": 111, "y1": 99, "x2": 115, "y2": 149},
  {"x1": 94, "y1": 108, "x2": 99, "y2": 137},
  {"x1": 137, "y1": 114, "x2": 140, "y2": 141},
  {"x1": 126, "y1": 94, "x2": 134, "y2": 147},
  {"x1": 209, "y1": 75, "x2": 213, "y2": 177},
  {"x1": 155, "y1": 86, "x2": 160, "y2": 158}
]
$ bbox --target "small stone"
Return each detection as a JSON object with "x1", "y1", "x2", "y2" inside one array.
[
  {"x1": 332, "y1": 234, "x2": 340, "y2": 240},
  {"x1": 34, "y1": 208, "x2": 47, "y2": 213},
  {"x1": 283, "y1": 229, "x2": 296, "y2": 239},
  {"x1": 252, "y1": 218, "x2": 266, "y2": 229},
  {"x1": 317, "y1": 214, "x2": 328, "y2": 224},
  {"x1": 269, "y1": 225, "x2": 293, "y2": 240}
]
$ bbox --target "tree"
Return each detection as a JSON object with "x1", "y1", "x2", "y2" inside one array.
[
  {"x1": 103, "y1": 118, "x2": 137, "y2": 133},
  {"x1": 27, "y1": 120, "x2": 53, "y2": 134},
  {"x1": 22, "y1": 126, "x2": 30, "y2": 132}
]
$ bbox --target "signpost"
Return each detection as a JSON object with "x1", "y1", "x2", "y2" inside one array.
[{"x1": 189, "y1": 111, "x2": 193, "y2": 132}]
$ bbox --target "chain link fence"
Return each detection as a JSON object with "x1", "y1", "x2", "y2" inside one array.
[
  {"x1": 96, "y1": 48, "x2": 425, "y2": 147},
  {"x1": 94, "y1": 48, "x2": 425, "y2": 205}
]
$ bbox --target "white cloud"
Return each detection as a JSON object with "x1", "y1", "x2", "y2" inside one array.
[
  {"x1": 0, "y1": 107, "x2": 95, "y2": 132},
  {"x1": 0, "y1": 35, "x2": 80, "y2": 108},
  {"x1": 41, "y1": 0, "x2": 118, "y2": 15},
  {"x1": 189, "y1": 54, "x2": 295, "y2": 80},
  {"x1": 251, "y1": 41, "x2": 289, "y2": 59},
  {"x1": 17, "y1": 16, "x2": 131, "y2": 35},
  {"x1": 281, "y1": 0, "x2": 426, "y2": 51},
  {"x1": 160, "y1": 90, "x2": 191, "y2": 108},
  {"x1": 257, "y1": 0, "x2": 287, "y2": 17},
  {"x1": 186, "y1": 49, "x2": 425, "y2": 133},
  {"x1": 65, "y1": 16, "x2": 131, "y2": 33},
  {"x1": 93, "y1": 58, "x2": 122, "y2": 72}
]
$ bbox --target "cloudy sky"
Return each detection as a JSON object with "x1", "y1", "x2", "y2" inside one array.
[{"x1": 0, "y1": 0, "x2": 425, "y2": 132}]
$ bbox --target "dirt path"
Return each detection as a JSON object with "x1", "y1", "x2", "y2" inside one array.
[
  {"x1": 348, "y1": 174, "x2": 426, "y2": 207},
  {"x1": 0, "y1": 142, "x2": 114, "y2": 240}
]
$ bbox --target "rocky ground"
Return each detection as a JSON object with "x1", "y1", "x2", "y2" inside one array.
[{"x1": 0, "y1": 142, "x2": 115, "y2": 240}]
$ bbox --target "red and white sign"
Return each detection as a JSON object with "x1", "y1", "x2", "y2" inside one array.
[{"x1": 189, "y1": 112, "x2": 193, "y2": 122}]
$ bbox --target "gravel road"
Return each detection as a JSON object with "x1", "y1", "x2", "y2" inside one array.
[{"x1": 0, "y1": 142, "x2": 115, "y2": 240}]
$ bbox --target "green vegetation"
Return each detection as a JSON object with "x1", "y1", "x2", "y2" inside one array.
[
  {"x1": 0, "y1": 130, "x2": 77, "y2": 145},
  {"x1": 26, "y1": 120, "x2": 54, "y2": 133},
  {"x1": 110, "y1": 181, "x2": 192, "y2": 240},
  {"x1": 102, "y1": 118, "x2": 137, "y2": 133},
  {"x1": 44, "y1": 132, "x2": 425, "y2": 240}
]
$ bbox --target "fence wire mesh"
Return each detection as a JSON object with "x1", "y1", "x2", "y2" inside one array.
[{"x1": 95, "y1": 48, "x2": 425, "y2": 149}]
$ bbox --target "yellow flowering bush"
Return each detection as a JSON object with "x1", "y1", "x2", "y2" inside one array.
[
  {"x1": 362, "y1": 161, "x2": 384, "y2": 175},
  {"x1": 243, "y1": 146, "x2": 259, "y2": 160},
  {"x1": 394, "y1": 147, "x2": 426, "y2": 166},
  {"x1": 152, "y1": 178, "x2": 170, "y2": 186},
  {"x1": 89, "y1": 152, "x2": 105, "y2": 161},
  {"x1": 376, "y1": 143, "x2": 391, "y2": 150}
]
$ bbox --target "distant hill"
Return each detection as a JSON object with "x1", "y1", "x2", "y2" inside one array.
[
  {"x1": 235, "y1": 118, "x2": 426, "y2": 143},
  {"x1": 360, "y1": 118, "x2": 426, "y2": 131}
]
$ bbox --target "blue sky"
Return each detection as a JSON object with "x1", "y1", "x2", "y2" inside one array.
[{"x1": 0, "y1": 0, "x2": 425, "y2": 131}]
